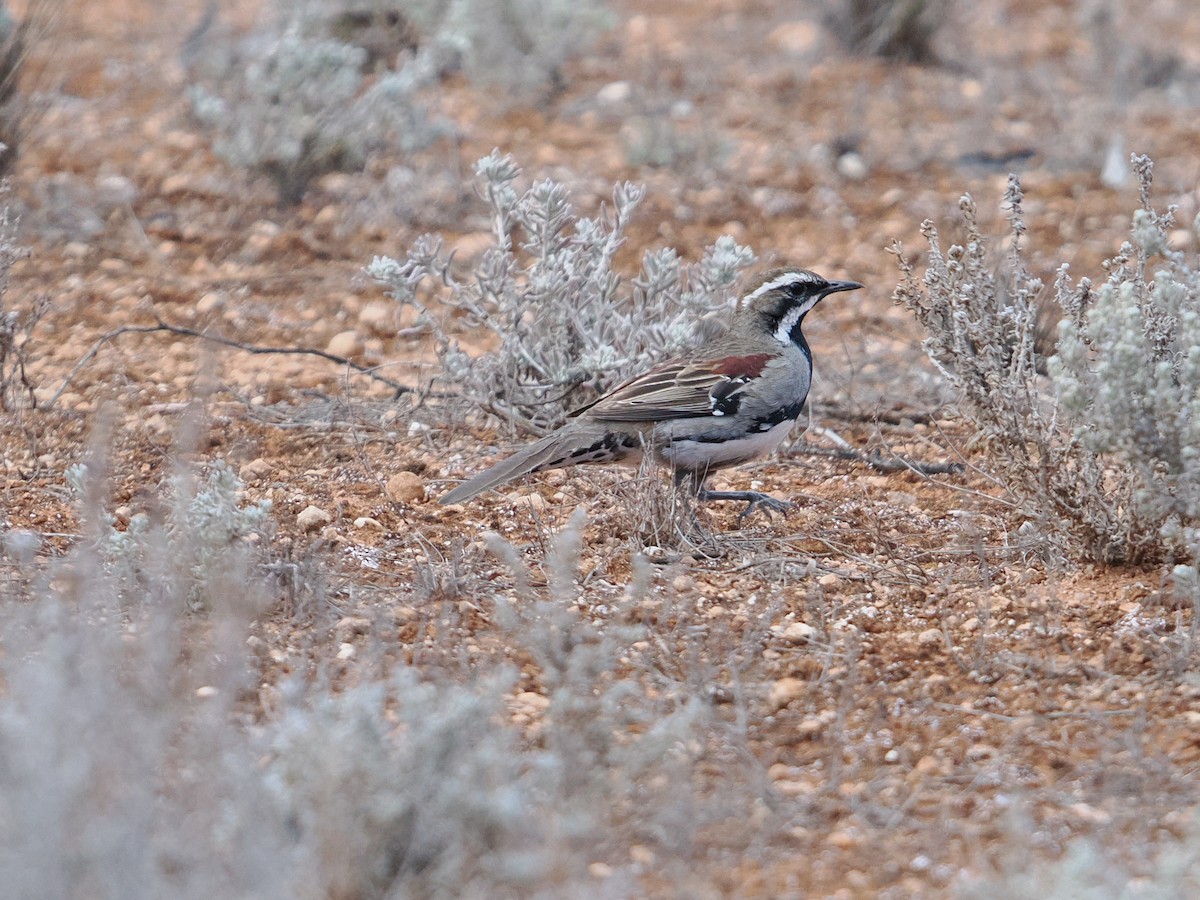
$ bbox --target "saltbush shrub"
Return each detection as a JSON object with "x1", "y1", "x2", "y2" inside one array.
[
  {"x1": 894, "y1": 156, "x2": 1200, "y2": 569},
  {"x1": 368, "y1": 150, "x2": 755, "y2": 433}
]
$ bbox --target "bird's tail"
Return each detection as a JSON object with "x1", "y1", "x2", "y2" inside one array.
[{"x1": 439, "y1": 422, "x2": 628, "y2": 505}]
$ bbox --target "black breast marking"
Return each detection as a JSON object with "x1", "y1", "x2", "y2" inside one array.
[{"x1": 754, "y1": 399, "x2": 807, "y2": 431}]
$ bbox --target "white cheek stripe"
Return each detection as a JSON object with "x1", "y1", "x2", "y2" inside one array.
[
  {"x1": 772, "y1": 299, "x2": 818, "y2": 344},
  {"x1": 743, "y1": 271, "x2": 819, "y2": 303}
]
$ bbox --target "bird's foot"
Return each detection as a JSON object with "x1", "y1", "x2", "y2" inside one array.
[{"x1": 698, "y1": 489, "x2": 793, "y2": 523}]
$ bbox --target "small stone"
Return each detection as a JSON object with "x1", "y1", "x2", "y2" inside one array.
[
  {"x1": 161, "y1": 173, "x2": 192, "y2": 195},
  {"x1": 96, "y1": 173, "x2": 138, "y2": 207},
  {"x1": 768, "y1": 677, "x2": 806, "y2": 710},
  {"x1": 780, "y1": 621, "x2": 816, "y2": 643},
  {"x1": 773, "y1": 780, "x2": 810, "y2": 798},
  {"x1": 313, "y1": 204, "x2": 339, "y2": 228},
  {"x1": 325, "y1": 330, "x2": 363, "y2": 358},
  {"x1": 196, "y1": 291, "x2": 226, "y2": 314},
  {"x1": 1068, "y1": 802, "x2": 1112, "y2": 825},
  {"x1": 917, "y1": 627, "x2": 942, "y2": 648},
  {"x1": 386, "y1": 471, "x2": 425, "y2": 503},
  {"x1": 239, "y1": 457, "x2": 271, "y2": 484},
  {"x1": 796, "y1": 717, "x2": 825, "y2": 739},
  {"x1": 837, "y1": 151, "x2": 868, "y2": 180},
  {"x1": 513, "y1": 492, "x2": 547, "y2": 511},
  {"x1": 297, "y1": 505, "x2": 332, "y2": 531},
  {"x1": 1169, "y1": 228, "x2": 1193, "y2": 251},
  {"x1": 195, "y1": 685, "x2": 218, "y2": 698},
  {"x1": 336, "y1": 642, "x2": 356, "y2": 660},
  {"x1": 817, "y1": 573, "x2": 840, "y2": 588},
  {"x1": 514, "y1": 691, "x2": 550, "y2": 712},
  {"x1": 358, "y1": 301, "x2": 396, "y2": 336},
  {"x1": 596, "y1": 80, "x2": 632, "y2": 104},
  {"x1": 768, "y1": 20, "x2": 821, "y2": 55},
  {"x1": 335, "y1": 616, "x2": 372, "y2": 641},
  {"x1": 629, "y1": 844, "x2": 655, "y2": 866},
  {"x1": 353, "y1": 516, "x2": 385, "y2": 530},
  {"x1": 587, "y1": 862, "x2": 613, "y2": 879},
  {"x1": 826, "y1": 829, "x2": 859, "y2": 849}
]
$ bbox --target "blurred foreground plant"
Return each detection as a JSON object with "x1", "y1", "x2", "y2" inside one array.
[{"x1": 0, "y1": 462, "x2": 750, "y2": 895}]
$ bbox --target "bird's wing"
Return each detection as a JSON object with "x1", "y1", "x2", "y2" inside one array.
[{"x1": 575, "y1": 353, "x2": 773, "y2": 422}]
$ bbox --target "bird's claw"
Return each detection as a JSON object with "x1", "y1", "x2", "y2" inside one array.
[
  {"x1": 737, "y1": 493, "x2": 793, "y2": 524},
  {"x1": 697, "y1": 488, "x2": 793, "y2": 523}
]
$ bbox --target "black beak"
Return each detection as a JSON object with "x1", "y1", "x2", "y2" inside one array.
[{"x1": 825, "y1": 279, "x2": 863, "y2": 296}]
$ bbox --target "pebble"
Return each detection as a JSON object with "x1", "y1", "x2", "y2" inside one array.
[
  {"x1": 296, "y1": 505, "x2": 331, "y2": 531},
  {"x1": 325, "y1": 330, "x2": 363, "y2": 358},
  {"x1": 239, "y1": 457, "x2": 271, "y2": 484},
  {"x1": 196, "y1": 291, "x2": 226, "y2": 314},
  {"x1": 629, "y1": 844, "x2": 655, "y2": 866},
  {"x1": 768, "y1": 676, "x2": 806, "y2": 710},
  {"x1": 797, "y1": 716, "x2": 825, "y2": 739},
  {"x1": 768, "y1": 20, "x2": 821, "y2": 55},
  {"x1": 597, "y1": 80, "x2": 632, "y2": 104},
  {"x1": 917, "y1": 627, "x2": 942, "y2": 648},
  {"x1": 818, "y1": 572, "x2": 840, "y2": 588},
  {"x1": 513, "y1": 492, "x2": 547, "y2": 511},
  {"x1": 837, "y1": 151, "x2": 868, "y2": 181},
  {"x1": 353, "y1": 516, "x2": 385, "y2": 530},
  {"x1": 334, "y1": 616, "x2": 371, "y2": 640},
  {"x1": 358, "y1": 301, "x2": 396, "y2": 335},
  {"x1": 779, "y1": 621, "x2": 816, "y2": 643},
  {"x1": 514, "y1": 691, "x2": 550, "y2": 713},
  {"x1": 386, "y1": 471, "x2": 425, "y2": 503}
]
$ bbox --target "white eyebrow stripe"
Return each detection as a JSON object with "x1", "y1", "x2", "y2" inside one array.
[{"x1": 743, "y1": 271, "x2": 819, "y2": 302}]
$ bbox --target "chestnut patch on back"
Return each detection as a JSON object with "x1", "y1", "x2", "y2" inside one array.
[{"x1": 711, "y1": 354, "x2": 769, "y2": 379}]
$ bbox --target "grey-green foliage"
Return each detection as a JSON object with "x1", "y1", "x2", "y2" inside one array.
[
  {"x1": 0, "y1": 190, "x2": 39, "y2": 411},
  {"x1": 403, "y1": 0, "x2": 614, "y2": 99},
  {"x1": 895, "y1": 156, "x2": 1200, "y2": 566},
  {"x1": 65, "y1": 460, "x2": 273, "y2": 609},
  {"x1": 1051, "y1": 156, "x2": 1200, "y2": 568},
  {"x1": 958, "y1": 816, "x2": 1200, "y2": 899},
  {"x1": 368, "y1": 151, "x2": 755, "y2": 432},
  {"x1": 188, "y1": 2, "x2": 446, "y2": 205},
  {"x1": 0, "y1": 471, "x2": 724, "y2": 897}
]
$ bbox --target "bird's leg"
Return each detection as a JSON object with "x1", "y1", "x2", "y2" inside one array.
[
  {"x1": 700, "y1": 489, "x2": 793, "y2": 523},
  {"x1": 676, "y1": 470, "x2": 792, "y2": 522}
]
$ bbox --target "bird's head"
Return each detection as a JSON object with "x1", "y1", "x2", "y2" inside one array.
[{"x1": 738, "y1": 267, "x2": 863, "y2": 347}]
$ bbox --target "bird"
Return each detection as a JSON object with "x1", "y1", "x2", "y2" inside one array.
[{"x1": 439, "y1": 267, "x2": 863, "y2": 519}]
